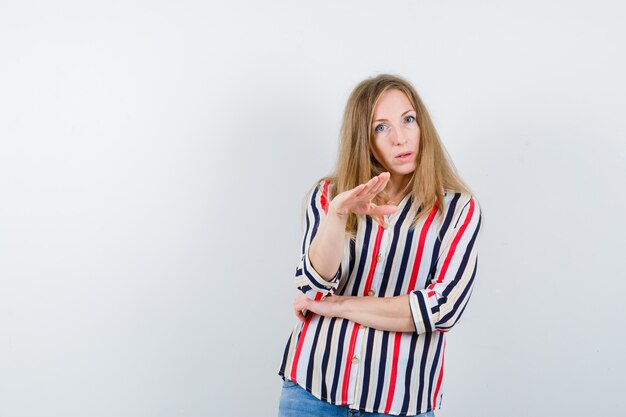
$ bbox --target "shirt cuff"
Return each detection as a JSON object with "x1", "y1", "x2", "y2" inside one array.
[
  {"x1": 302, "y1": 250, "x2": 341, "y2": 293},
  {"x1": 409, "y1": 290, "x2": 437, "y2": 334}
]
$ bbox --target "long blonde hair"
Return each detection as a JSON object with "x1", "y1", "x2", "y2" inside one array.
[{"x1": 321, "y1": 74, "x2": 471, "y2": 237}]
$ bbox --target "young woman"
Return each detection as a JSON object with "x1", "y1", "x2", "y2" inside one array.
[{"x1": 277, "y1": 74, "x2": 482, "y2": 417}]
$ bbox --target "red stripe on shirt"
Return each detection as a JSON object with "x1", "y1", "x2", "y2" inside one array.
[
  {"x1": 432, "y1": 338, "x2": 446, "y2": 408},
  {"x1": 341, "y1": 322, "x2": 360, "y2": 403},
  {"x1": 430, "y1": 199, "x2": 475, "y2": 287},
  {"x1": 321, "y1": 180, "x2": 329, "y2": 213},
  {"x1": 363, "y1": 224, "x2": 384, "y2": 295},
  {"x1": 407, "y1": 206, "x2": 438, "y2": 292},
  {"x1": 384, "y1": 332, "x2": 403, "y2": 413},
  {"x1": 290, "y1": 292, "x2": 323, "y2": 381}
]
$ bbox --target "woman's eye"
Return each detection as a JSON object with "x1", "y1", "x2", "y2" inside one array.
[
  {"x1": 374, "y1": 124, "x2": 386, "y2": 133},
  {"x1": 404, "y1": 115, "x2": 416, "y2": 123}
]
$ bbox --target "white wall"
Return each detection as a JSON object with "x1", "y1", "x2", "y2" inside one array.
[{"x1": 1, "y1": 1, "x2": 625, "y2": 416}]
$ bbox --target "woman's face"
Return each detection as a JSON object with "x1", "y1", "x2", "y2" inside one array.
[{"x1": 370, "y1": 89, "x2": 420, "y2": 180}]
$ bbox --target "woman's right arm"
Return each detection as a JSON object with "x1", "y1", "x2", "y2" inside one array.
[
  {"x1": 307, "y1": 204, "x2": 348, "y2": 281},
  {"x1": 295, "y1": 173, "x2": 397, "y2": 299},
  {"x1": 293, "y1": 180, "x2": 344, "y2": 300}
]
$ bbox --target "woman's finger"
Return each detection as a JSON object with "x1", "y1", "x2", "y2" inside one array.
[
  {"x1": 373, "y1": 172, "x2": 391, "y2": 192},
  {"x1": 334, "y1": 172, "x2": 394, "y2": 216},
  {"x1": 354, "y1": 177, "x2": 378, "y2": 200},
  {"x1": 293, "y1": 296, "x2": 308, "y2": 321},
  {"x1": 294, "y1": 305, "x2": 306, "y2": 321},
  {"x1": 354, "y1": 173, "x2": 386, "y2": 199},
  {"x1": 369, "y1": 174, "x2": 390, "y2": 197},
  {"x1": 354, "y1": 175, "x2": 384, "y2": 203},
  {"x1": 360, "y1": 173, "x2": 388, "y2": 201},
  {"x1": 370, "y1": 204, "x2": 398, "y2": 216},
  {"x1": 342, "y1": 184, "x2": 366, "y2": 203},
  {"x1": 336, "y1": 183, "x2": 365, "y2": 205},
  {"x1": 335, "y1": 182, "x2": 373, "y2": 214}
]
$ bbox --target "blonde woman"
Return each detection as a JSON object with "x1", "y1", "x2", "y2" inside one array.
[{"x1": 278, "y1": 74, "x2": 482, "y2": 417}]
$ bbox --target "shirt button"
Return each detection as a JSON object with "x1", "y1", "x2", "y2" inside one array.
[
  {"x1": 352, "y1": 356, "x2": 359, "y2": 364},
  {"x1": 367, "y1": 290, "x2": 375, "y2": 296},
  {"x1": 376, "y1": 254, "x2": 382, "y2": 262},
  {"x1": 382, "y1": 222, "x2": 388, "y2": 230}
]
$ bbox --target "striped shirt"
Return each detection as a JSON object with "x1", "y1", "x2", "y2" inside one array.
[{"x1": 278, "y1": 179, "x2": 482, "y2": 416}]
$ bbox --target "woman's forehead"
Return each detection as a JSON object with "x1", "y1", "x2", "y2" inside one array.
[{"x1": 373, "y1": 89, "x2": 414, "y2": 119}]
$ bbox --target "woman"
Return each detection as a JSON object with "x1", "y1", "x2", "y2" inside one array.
[{"x1": 277, "y1": 74, "x2": 482, "y2": 417}]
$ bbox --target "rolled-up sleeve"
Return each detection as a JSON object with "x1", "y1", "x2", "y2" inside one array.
[
  {"x1": 409, "y1": 195, "x2": 482, "y2": 334},
  {"x1": 294, "y1": 181, "x2": 342, "y2": 300}
]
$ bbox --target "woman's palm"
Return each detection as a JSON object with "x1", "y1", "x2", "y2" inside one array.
[{"x1": 331, "y1": 172, "x2": 398, "y2": 218}]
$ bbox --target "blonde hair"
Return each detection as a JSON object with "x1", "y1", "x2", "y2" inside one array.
[{"x1": 319, "y1": 73, "x2": 472, "y2": 237}]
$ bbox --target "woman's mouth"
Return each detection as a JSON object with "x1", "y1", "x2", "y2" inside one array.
[{"x1": 395, "y1": 152, "x2": 413, "y2": 162}]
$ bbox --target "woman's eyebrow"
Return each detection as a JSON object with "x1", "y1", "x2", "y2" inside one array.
[{"x1": 372, "y1": 109, "x2": 415, "y2": 123}]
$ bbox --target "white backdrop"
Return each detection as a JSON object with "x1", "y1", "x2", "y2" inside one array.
[{"x1": 1, "y1": 1, "x2": 625, "y2": 416}]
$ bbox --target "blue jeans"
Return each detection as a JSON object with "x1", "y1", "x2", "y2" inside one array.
[{"x1": 278, "y1": 379, "x2": 436, "y2": 417}]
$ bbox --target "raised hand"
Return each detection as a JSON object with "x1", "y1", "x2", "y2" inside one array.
[
  {"x1": 329, "y1": 172, "x2": 398, "y2": 218},
  {"x1": 306, "y1": 173, "x2": 397, "y2": 281}
]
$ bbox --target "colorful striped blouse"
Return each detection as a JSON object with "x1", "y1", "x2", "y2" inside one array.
[{"x1": 278, "y1": 178, "x2": 482, "y2": 415}]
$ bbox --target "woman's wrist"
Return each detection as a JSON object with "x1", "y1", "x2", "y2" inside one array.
[
  {"x1": 327, "y1": 294, "x2": 349, "y2": 318},
  {"x1": 327, "y1": 201, "x2": 349, "y2": 222}
]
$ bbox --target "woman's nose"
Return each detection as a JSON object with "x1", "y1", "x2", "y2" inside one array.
[{"x1": 392, "y1": 127, "x2": 408, "y2": 145}]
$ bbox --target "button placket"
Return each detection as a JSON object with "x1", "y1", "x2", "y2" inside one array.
[
  {"x1": 370, "y1": 216, "x2": 391, "y2": 293},
  {"x1": 348, "y1": 323, "x2": 366, "y2": 405}
]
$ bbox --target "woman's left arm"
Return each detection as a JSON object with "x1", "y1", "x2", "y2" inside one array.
[{"x1": 293, "y1": 293, "x2": 415, "y2": 332}]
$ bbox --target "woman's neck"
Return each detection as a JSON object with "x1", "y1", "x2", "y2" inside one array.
[{"x1": 382, "y1": 174, "x2": 411, "y2": 205}]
